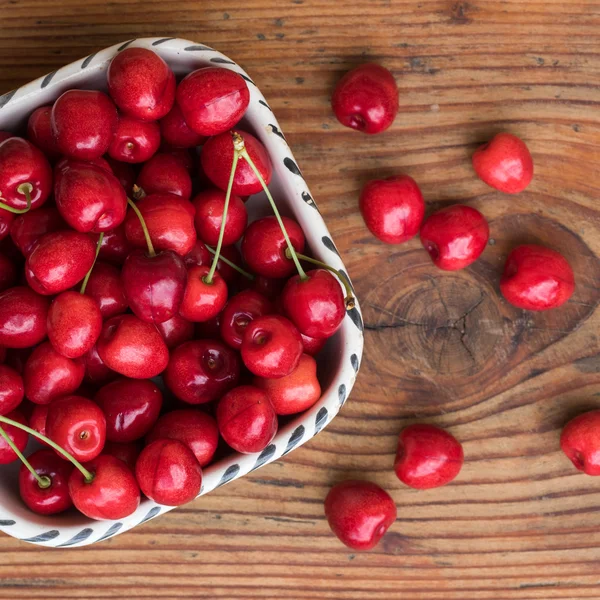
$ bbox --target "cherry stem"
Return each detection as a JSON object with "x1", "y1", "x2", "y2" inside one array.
[
  {"x1": 0, "y1": 183, "x2": 33, "y2": 215},
  {"x1": 0, "y1": 424, "x2": 51, "y2": 489},
  {"x1": 80, "y1": 232, "x2": 104, "y2": 295},
  {"x1": 236, "y1": 133, "x2": 308, "y2": 281},
  {"x1": 132, "y1": 184, "x2": 146, "y2": 200},
  {"x1": 205, "y1": 244, "x2": 254, "y2": 281},
  {"x1": 0, "y1": 415, "x2": 94, "y2": 483},
  {"x1": 206, "y1": 145, "x2": 240, "y2": 285},
  {"x1": 127, "y1": 198, "x2": 155, "y2": 257},
  {"x1": 285, "y1": 249, "x2": 356, "y2": 309}
]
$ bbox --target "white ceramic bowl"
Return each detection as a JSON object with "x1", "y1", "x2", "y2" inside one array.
[{"x1": 0, "y1": 37, "x2": 364, "y2": 547}]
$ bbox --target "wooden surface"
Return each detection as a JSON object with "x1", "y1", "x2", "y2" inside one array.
[{"x1": 1, "y1": 0, "x2": 600, "y2": 598}]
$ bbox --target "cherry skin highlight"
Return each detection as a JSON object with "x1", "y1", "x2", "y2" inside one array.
[
  {"x1": 192, "y1": 187, "x2": 247, "y2": 247},
  {"x1": 159, "y1": 103, "x2": 206, "y2": 149},
  {"x1": 0, "y1": 286, "x2": 49, "y2": 348},
  {"x1": 156, "y1": 313, "x2": 195, "y2": 349},
  {"x1": 27, "y1": 105, "x2": 61, "y2": 160},
  {"x1": 220, "y1": 289, "x2": 273, "y2": 350},
  {"x1": 108, "y1": 115, "x2": 161, "y2": 163},
  {"x1": 136, "y1": 153, "x2": 193, "y2": 199},
  {"x1": 179, "y1": 265, "x2": 228, "y2": 323},
  {"x1": 10, "y1": 206, "x2": 65, "y2": 257}
]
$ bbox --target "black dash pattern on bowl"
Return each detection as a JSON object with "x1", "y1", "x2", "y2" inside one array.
[
  {"x1": 139, "y1": 505, "x2": 161, "y2": 524},
  {"x1": 81, "y1": 54, "x2": 97, "y2": 69},
  {"x1": 283, "y1": 425, "x2": 305, "y2": 455},
  {"x1": 57, "y1": 528, "x2": 93, "y2": 547},
  {"x1": 0, "y1": 520, "x2": 15, "y2": 526},
  {"x1": 284, "y1": 157, "x2": 302, "y2": 176},
  {"x1": 252, "y1": 444, "x2": 276, "y2": 471},
  {"x1": 152, "y1": 38, "x2": 175, "y2": 46},
  {"x1": 97, "y1": 522, "x2": 123, "y2": 542},
  {"x1": 117, "y1": 40, "x2": 136, "y2": 52},
  {"x1": 240, "y1": 74, "x2": 256, "y2": 86},
  {"x1": 0, "y1": 90, "x2": 16, "y2": 109},
  {"x1": 184, "y1": 45, "x2": 212, "y2": 52},
  {"x1": 338, "y1": 384, "x2": 347, "y2": 407},
  {"x1": 41, "y1": 71, "x2": 57, "y2": 89},
  {"x1": 269, "y1": 124, "x2": 286, "y2": 141},
  {"x1": 23, "y1": 530, "x2": 60, "y2": 544},
  {"x1": 314, "y1": 407, "x2": 328, "y2": 435},
  {"x1": 210, "y1": 57, "x2": 236, "y2": 65},
  {"x1": 321, "y1": 236, "x2": 340, "y2": 256},
  {"x1": 351, "y1": 354, "x2": 359, "y2": 373},
  {"x1": 339, "y1": 269, "x2": 355, "y2": 294},
  {"x1": 301, "y1": 191, "x2": 319, "y2": 212},
  {"x1": 217, "y1": 464, "x2": 240, "y2": 487},
  {"x1": 259, "y1": 99, "x2": 272, "y2": 111},
  {"x1": 347, "y1": 307, "x2": 363, "y2": 332}
]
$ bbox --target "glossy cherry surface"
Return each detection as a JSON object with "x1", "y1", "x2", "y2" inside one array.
[
  {"x1": 84, "y1": 261, "x2": 128, "y2": 319},
  {"x1": 155, "y1": 313, "x2": 195, "y2": 349},
  {"x1": 300, "y1": 333, "x2": 327, "y2": 356},
  {"x1": 159, "y1": 103, "x2": 206, "y2": 148},
  {"x1": 192, "y1": 187, "x2": 247, "y2": 247},
  {"x1": 27, "y1": 105, "x2": 61, "y2": 160},
  {"x1": 82, "y1": 344, "x2": 118, "y2": 386},
  {"x1": 10, "y1": 206, "x2": 65, "y2": 257},
  {"x1": 98, "y1": 223, "x2": 132, "y2": 265},
  {"x1": 108, "y1": 115, "x2": 161, "y2": 163},
  {"x1": 220, "y1": 290, "x2": 273, "y2": 350},
  {"x1": 0, "y1": 410, "x2": 28, "y2": 464},
  {"x1": 29, "y1": 404, "x2": 49, "y2": 443},
  {"x1": 102, "y1": 440, "x2": 141, "y2": 471},
  {"x1": 561, "y1": 410, "x2": 600, "y2": 475},
  {"x1": 179, "y1": 265, "x2": 228, "y2": 322},
  {"x1": 136, "y1": 153, "x2": 193, "y2": 199},
  {"x1": 0, "y1": 364, "x2": 24, "y2": 415},
  {"x1": 0, "y1": 286, "x2": 49, "y2": 348},
  {"x1": 105, "y1": 157, "x2": 136, "y2": 195},
  {"x1": 0, "y1": 212, "x2": 14, "y2": 243}
]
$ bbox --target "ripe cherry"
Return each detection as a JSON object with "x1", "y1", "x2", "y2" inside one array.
[
  {"x1": 82, "y1": 344, "x2": 118, "y2": 386},
  {"x1": 0, "y1": 286, "x2": 49, "y2": 348},
  {"x1": 84, "y1": 261, "x2": 128, "y2": 319},
  {"x1": 155, "y1": 313, "x2": 195, "y2": 349},
  {"x1": 0, "y1": 410, "x2": 28, "y2": 464},
  {"x1": 29, "y1": 404, "x2": 49, "y2": 443},
  {"x1": 102, "y1": 440, "x2": 141, "y2": 471},
  {"x1": 0, "y1": 365, "x2": 24, "y2": 415},
  {"x1": 27, "y1": 106, "x2": 61, "y2": 160},
  {"x1": 159, "y1": 103, "x2": 206, "y2": 148},
  {"x1": 0, "y1": 212, "x2": 14, "y2": 243},
  {"x1": 108, "y1": 115, "x2": 161, "y2": 163},
  {"x1": 98, "y1": 223, "x2": 131, "y2": 265},
  {"x1": 192, "y1": 187, "x2": 247, "y2": 247},
  {"x1": 10, "y1": 206, "x2": 65, "y2": 257},
  {"x1": 179, "y1": 265, "x2": 228, "y2": 322},
  {"x1": 104, "y1": 157, "x2": 136, "y2": 195},
  {"x1": 561, "y1": 410, "x2": 600, "y2": 475},
  {"x1": 136, "y1": 153, "x2": 193, "y2": 199},
  {"x1": 220, "y1": 290, "x2": 273, "y2": 350}
]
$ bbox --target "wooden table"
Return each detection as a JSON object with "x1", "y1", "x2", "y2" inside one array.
[{"x1": 1, "y1": 1, "x2": 600, "y2": 598}]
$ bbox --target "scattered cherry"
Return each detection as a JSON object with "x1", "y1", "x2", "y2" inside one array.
[{"x1": 561, "y1": 411, "x2": 600, "y2": 475}]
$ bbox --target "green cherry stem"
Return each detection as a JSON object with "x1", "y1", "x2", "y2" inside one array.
[
  {"x1": 0, "y1": 424, "x2": 51, "y2": 489},
  {"x1": 79, "y1": 232, "x2": 104, "y2": 295},
  {"x1": 205, "y1": 244, "x2": 254, "y2": 281},
  {"x1": 0, "y1": 414, "x2": 94, "y2": 483},
  {"x1": 235, "y1": 133, "x2": 308, "y2": 281},
  {"x1": 127, "y1": 198, "x2": 155, "y2": 257},
  {"x1": 0, "y1": 182, "x2": 33, "y2": 214}
]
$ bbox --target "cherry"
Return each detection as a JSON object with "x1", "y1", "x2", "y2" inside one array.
[
  {"x1": 164, "y1": 339, "x2": 240, "y2": 404},
  {"x1": 95, "y1": 377, "x2": 162, "y2": 443},
  {"x1": 69, "y1": 454, "x2": 140, "y2": 520},
  {"x1": 0, "y1": 410, "x2": 28, "y2": 464},
  {"x1": 192, "y1": 187, "x2": 247, "y2": 247},
  {"x1": 241, "y1": 315, "x2": 303, "y2": 378},
  {"x1": 0, "y1": 253, "x2": 16, "y2": 292},
  {"x1": 560, "y1": 410, "x2": 600, "y2": 475},
  {"x1": 54, "y1": 160, "x2": 127, "y2": 233},
  {"x1": 324, "y1": 480, "x2": 397, "y2": 550},
  {"x1": 10, "y1": 206, "x2": 65, "y2": 257},
  {"x1": 0, "y1": 137, "x2": 53, "y2": 210},
  {"x1": 122, "y1": 249, "x2": 187, "y2": 324},
  {"x1": 19, "y1": 449, "x2": 74, "y2": 515},
  {"x1": 0, "y1": 365, "x2": 24, "y2": 415},
  {"x1": 176, "y1": 67, "x2": 250, "y2": 136},
  {"x1": 500, "y1": 244, "x2": 574, "y2": 311},
  {"x1": 125, "y1": 193, "x2": 196, "y2": 256},
  {"x1": 201, "y1": 130, "x2": 272, "y2": 196},
  {"x1": 282, "y1": 269, "x2": 345, "y2": 339},
  {"x1": 242, "y1": 216, "x2": 305, "y2": 278},
  {"x1": 102, "y1": 440, "x2": 141, "y2": 471},
  {"x1": 146, "y1": 409, "x2": 219, "y2": 467},
  {"x1": 360, "y1": 175, "x2": 425, "y2": 244},
  {"x1": 136, "y1": 153, "x2": 193, "y2": 200},
  {"x1": 84, "y1": 261, "x2": 128, "y2": 319},
  {"x1": 332, "y1": 64, "x2": 399, "y2": 134},
  {"x1": 300, "y1": 333, "x2": 327, "y2": 356},
  {"x1": 254, "y1": 353, "x2": 321, "y2": 415},
  {"x1": 216, "y1": 385, "x2": 277, "y2": 453},
  {"x1": 108, "y1": 115, "x2": 161, "y2": 163},
  {"x1": 98, "y1": 223, "x2": 131, "y2": 265},
  {"x1": 97, "y1": 314, "x2": 169, "y2": 379},
  {"x1": 395, "y1": 424, "x2": 464, "y2": 489},
  {"x1": 23, "y1": 342, "x2": 85, "y2": 405},
  {"x1": 29, "y1": 404, "x2": 49, "y2": 444},
  {"x1": 56, "y1": 155, "x2": 113, "y2": 174},
  {"x1": 184, "y1": 239, "x2": 211, "y2": 268},
  {"x1": 156, "y1": 313, "x2": 195, "y2": 349},
  {"x1": 0, "y1": 286, "x2": 49, "y2": 348},
  {"x1": 179, "y1": 265, "x2": 228, "y2": 322},
  {"x1": 472, "y1": 133, "x2": 534, "y2": 194},
  {"x1": 0, "y1": 211, "x2": 14, "y2": 242},
  {"x1": 27, "y1": 106, "x2": 61, "y2": 160},
  {"x1": 108, "y1": 48, "x2": 175, "y2": 121},
  {"x1": 220, "y1": 290, "x2": 273, "y2": 349},
  {"x1": 51, "y1": 90, "x2": 117, "y2": 160},
  {"x1": 160, "y1": 103, "x2": 206, "y2": 148},
  {"x1": 82, "y1": 344, "x2": 117, "y2": 386},
  {"x1": 104, "y1": 157, "x2": 136, "y2": 195}
]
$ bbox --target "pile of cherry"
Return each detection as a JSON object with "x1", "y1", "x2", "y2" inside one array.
[{"x1": 0, "y1": 48, "x2": 353, "y2": 522}]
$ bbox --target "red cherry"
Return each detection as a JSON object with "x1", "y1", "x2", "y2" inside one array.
[
  {"x1": 46, "y1": 395, "x2": 106, "y2": 462},
  {"x1": 51, "y1": 90, "x2": 117, "y2": 160},
  {"x1": 216, "y1": 385, "x2": 277, "y2": 453},
  {"x1": 102, "y1": 440, "x2": 141, "y2": 471},
  {"x1": 55, "y1": 155, "x2": 113, "y2": 174},
  {"x1": 0, "y1": 137, "x2": 53, "y2": 210},
  {"x1": 107, "y1": 48, "x2": 175, "y2": 121},
  {"x1": 10, "y1": 207, "x2": 65, "y2": 257},
  {"x1": 561, "y1": 410, "x2": 600, "y2": 475},
  {"x1": 184, "y1": 239, "x2": 211, "y2": 268},
  {"x1": 29, "y1": 404, "x2": 49, "y2": 443},
  {"x1": 95, "y1": 377, "x2": 162, "y2": 443},
  {"x1": 122, "y1": 249, "x2": 187, "y2": 324},
  {"x1": 220, "y1": 290, "x2": 273, "y2": 350},
  {"x1": 108, "y1": 115, "x2": 161, "y2": 163},
  {"x1": 97, "y1": 314, "x2": 169, "y2": 379},
  {"x1": 176, "y1": 67, "x2": 250, "y2": 136},
  {"x1": 54, "y1": 160, "x2": 127, "y2": 233},
  {"x1": 282, "y1": 269, "x2": 345, "y2": 339},
  {"x1": 324, "y1": 480, "x2": 397, "y2": 550},
  {"x1": 179, "y1": 265, "x2": 228, "y2": 322},
  {"x1": 0, "y1": 211, "x2": 14, "y2": 242},
  {"x1": 0, "y1": 286, "x2": 49, "y2": 348},
  {"x1": 135, "y1": 438, "x2": 202, "y2": 506},
  {"x1": 69, "y1": 454, "x2": 140, "y2": 520},
  {"x1": 201, "y1": 130, "x2": 272, "y2": 196},
  {"x1": 136, "y1": 153, "x2": 193, "y2": 200},
  {"x1": 242, "y1": 216, "x2": 305, "y2": 278},
  {"x1": 159, "y1": 103, "x2": 206, "y2": 148},
  {"x1": 155, "y1": 313, "x2": 195, "y2": 349},
  {"x1": 241, "y1": 315, "x2": 303, "y2": 378},
  {"x1": 254, "y1": 353, "x2": 320, "y2": 415},
  {"x1": 98, "y1": 223, "x2": 132, "y2": 265},
  {"x1": 192, "y1": 187, "x2": 247, "y2": 247},
  {"x1": 359, "y1": 175, "x2": 425, "y2": 244},
  {"x1": 47, "y1": 291, "x2": 102, "y2": 358},
  {"x1": 84, "y1": 261, "x2": 128, "y2": 319},
  {"x1": 0, "y1": 253, "x2": 16, "y2": 292},
  {"x1": 27, "y1": 106, "x2": 61, "y2": 160},
  {"x1": 300, "y1": 333, "x2": 327, "y2": 356},
  {"x1": 82, "y1": 344, "x2": 117, "y2": 386},
  {"x1": 183, "y1": 242, "x2": 245, "y2": 287},
  {"x1": 0, "y1": 410, "x2": 28, "y2": 464},
  {"x1": 24, "y1": 342, "x2": 85, "y2": 405},
  {"x1": 125, "y1": 193, "x2": 196, "y2": 256},
  {"x1": 104, "y1": 157, "x2": 136, "y2": 195},
  {"x1": 472, "y1": 133, "x2": 534, "y2": 194},
  {"x1": 164, "y1": 339, "x2": 240, "y2": 404},
  {"x1": 146, "y1": 409, "x2": 219, "y2": 467},
  {"x1": 332, "y1": 64, "x2": 399, "y2": 134},
  {"x1": 0, "y1": 365, "x2": 24, "y2": 415},
  {"x1": 19, "y1": 449, "x2": 74, "y2": 515},
  {"x1": 500, "y1": 244, "x2": 574, "y2": 311},
  {"x1": 395, "y1": 424, "x2": 464, "y2": 489}
]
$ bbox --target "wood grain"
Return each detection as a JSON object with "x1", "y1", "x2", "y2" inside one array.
[{"x1": 1, "y1": 0, "x2": 600, "y2": 597}]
